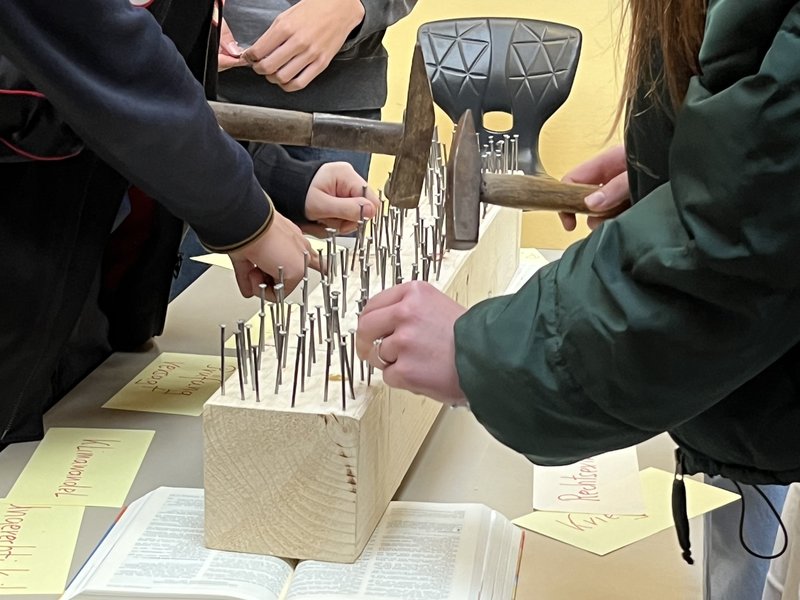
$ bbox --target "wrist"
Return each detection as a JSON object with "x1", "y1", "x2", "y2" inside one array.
[
  {"x1": 344, "y1": 0, "x2": 365, "y2": 30},
  {"x1": 219, "y1": 192, "x2": 275, "y2": 256}
]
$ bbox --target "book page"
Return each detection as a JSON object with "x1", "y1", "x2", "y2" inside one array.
[
  {"x1": 64, "y1": 488, "x2": 293, "y2": 600},
  {"x1": 474, "y1": 511, "x2": 522, "y2": 600},
  {"x1": 285, "y1": 503, "x2": 486, "y2": 600},
  {"x1": 492, "y1": 522, "x2": 523, "y2": 600},
  {"x1": 476, "y1": 511, "x2": 502, "y2": 600}
]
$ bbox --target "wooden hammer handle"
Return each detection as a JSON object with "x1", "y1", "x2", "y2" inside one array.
[
  {"x1": 482, "y1": 172, "x2": 618, "y2": 216},
  {"x1": 209, "y1": 101, "x2": 404, "y2": 154}
]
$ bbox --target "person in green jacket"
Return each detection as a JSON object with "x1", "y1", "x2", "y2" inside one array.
[{"x1": 356, "y1": 0, "x2": 799, "y2": 597}]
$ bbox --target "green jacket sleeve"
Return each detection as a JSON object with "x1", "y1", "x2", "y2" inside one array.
[{"x1": 455, "y1": 0, "x2": 800, "y2": 466}]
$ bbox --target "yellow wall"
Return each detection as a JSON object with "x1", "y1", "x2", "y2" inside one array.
[{"x1": 372, "y1": 0, "x2": 625, "y2": 249}]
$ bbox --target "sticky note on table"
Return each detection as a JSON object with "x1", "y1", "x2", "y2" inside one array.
[
  {"x1": 533, "y1": 446, "x2": 645, "y2": 515},
  {"x1": 7, "y1": 428, "x2": 154, "y2": 507},
  {"x1": 0, "y1": 500, "x2": 84, "y2": 595},
  {"x1": 514, "y1": 467, "x2": 739, "y2": 556},
  {"x1": 103, "y1": 352, "x2": 235, "y2": 416}
]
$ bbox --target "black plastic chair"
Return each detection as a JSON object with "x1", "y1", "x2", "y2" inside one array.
[{"x1": 418, "y1": 18, "x2": 582, "y2": 175}]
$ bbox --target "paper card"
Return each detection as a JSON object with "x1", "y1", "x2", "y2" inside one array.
[
  {"x1": 532, "y1": 447, "x2": 645, "y2": 515},
  {"x1": 189, "y1": 235, "x2": 356, "y2": 271},
  {"x1": 0, "y1": 500, "x2": 84, "y2": 595},
  {"x1": 189, "y1": 253, "x2": 231, "y2": 269},
  {"x1": 513, "y1": 467, "x2": 740, "y2": 556},
  {"x1": 7, "y1": 428, "x2": 154, "y2": 507},
  {"x1": 102, "y1": 353, "x2": 236, "y2": 417}
]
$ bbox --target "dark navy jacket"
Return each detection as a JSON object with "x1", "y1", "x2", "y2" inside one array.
[{"x1": 0, "y1": 0, "x2": 317, "y2": 445}]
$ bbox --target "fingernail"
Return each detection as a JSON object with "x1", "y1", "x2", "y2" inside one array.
[{"x1": 585, "y1": 191, "x2": 607, "y2": 210}]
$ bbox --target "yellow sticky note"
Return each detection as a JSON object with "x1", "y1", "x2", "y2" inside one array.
[
  {"x1": 7, "y1": 428, "x2": 154, "y2": 507},
  {"x1": 513, "y1": 467, "x2": 739, "y2": 556},
  {"x1": 0, "y1": 500, "x2": 84, "y2": 595},
  {"x1": 103, "y1": 353, "x2": 236, "y2": 417}
]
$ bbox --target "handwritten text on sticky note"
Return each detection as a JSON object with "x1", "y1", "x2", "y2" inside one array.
[
  {"x1": 103, "y1": 353, "x2": 235, "y2": 416},
  {"x1": 0, "y1": 500, "x2": 84, "y2": 595}
]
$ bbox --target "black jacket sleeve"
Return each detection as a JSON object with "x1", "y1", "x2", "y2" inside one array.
[
  {"x1": 0, "y1": 0, "x2": 271, "y2": 252},
  {"x1": 252, "y1": 144, "x2": 323, "y2": 224}
]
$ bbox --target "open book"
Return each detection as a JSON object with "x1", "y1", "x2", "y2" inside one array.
[{"x1": 63, "y1": 487, "x2": 524, "y2": 600}]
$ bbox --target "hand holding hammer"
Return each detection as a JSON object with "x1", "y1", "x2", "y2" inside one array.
[{"x1": 445, "y1": 110, "x2": 627, "y2": 250}]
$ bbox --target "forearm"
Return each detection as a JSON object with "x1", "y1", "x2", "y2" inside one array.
[
  {"x1": 0, "y1": 0, "x2": 269, "y2": 251},
  {"x1": 454, "y1": 1, "x2": 800, "y2": 466}
]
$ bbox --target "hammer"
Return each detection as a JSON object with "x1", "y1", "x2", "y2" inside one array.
[
  {"x1": 446, "y1": 110, "x2": 618, "y2": 250},
  {"x1": 209, "y1": 44, "x2": 434, "y2": 210}
]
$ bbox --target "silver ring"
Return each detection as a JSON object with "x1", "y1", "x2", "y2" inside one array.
[{"x1": 373, "y1": 337, "x2": 394, "y2": 367}]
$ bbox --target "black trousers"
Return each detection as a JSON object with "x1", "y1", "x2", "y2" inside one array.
[{"x1": 0, "y1": 152, "x2": 179, "y2": 447}]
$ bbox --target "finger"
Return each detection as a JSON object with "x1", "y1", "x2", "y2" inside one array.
[
  {"x1": 271, "y1": 51, "x2": 316, "y2": 86},
  {"x1": 321, "y1": 193, "x2": 376, "y2": 223},
  {"x1": 299, "y1": 222, "x2": 330, "y2": 239},
  {"x1": 563, "y1": 145, "x2": 627, "y2": 185},
  {"x1": 363, "y1": 186, "x2": 380, "y2": 214},
  {"x1": 242, "y1": 24, "x2": 290, "y2": 64},
  {"x1": 249, "y1": 42, "x2": 299, "y2": 76},
  {"x1": 562, "y1": 164, "x2": 604, "y2": 185},
  {"x1": 359, "y1": 282, "x2": 411, "y2": 319},
  {"x1": 282, "y1": 271, "x2": 303, "y2": 296},
  {"x1": 221, "y1": 40, "x2": 245, "y2": 58},
  {"x1": 587, "y1": 216, "x2": 607, "y2": 230},
  {"x1": 301, "y1": 220, "x2": 356, "y2": 238},
  {"x1": 247, "y1": 268, "x2": 269, "y2": 298},
  {"x1": 584, "y1": 172, "x2": 630, "y2": 212},
  {"x1": 305, "y1": 242, "x2": 322, "y2": 273},
  {"x1": 218, "y1": 55, "x2": 248, "y2": 71},
  {"x1": 558, "y1": 212, "x2": 577, "y2": 231},
  {"x1": 355, "y1": 304, "x2": 399, "y2": 360},
  {"x1": 231, "y1": 257, "x2": 254, "y2": 296},
  {"x1": 281, "y1": 59, "x2": 327, "y2": 92},
  {"x1": 370, "y1": 335, "x2": 398, "y2": 370}
]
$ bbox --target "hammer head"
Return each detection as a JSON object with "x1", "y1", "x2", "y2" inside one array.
[
  {"x1": 445, "y1": 110, "x2": 482, "y2": 250},
  {"x1": 384, "y1": 44, "x2": 436, "y2": 210}
]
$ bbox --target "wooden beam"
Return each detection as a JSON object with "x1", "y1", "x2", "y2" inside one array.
[{"x1": 203, "y1": 204, "x2": 520, "y2": 562}]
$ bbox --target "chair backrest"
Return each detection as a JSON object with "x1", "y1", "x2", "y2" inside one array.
[{"x1": 418, "y1": 18, "x2": 582, "y2": 175}]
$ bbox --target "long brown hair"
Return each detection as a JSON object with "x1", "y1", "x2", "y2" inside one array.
[{"x1": 619, "y1": 0, "x2": 706, "y2": 117}]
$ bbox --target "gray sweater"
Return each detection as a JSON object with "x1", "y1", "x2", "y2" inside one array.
[{"x1": 220, "y1": 0, "x2": 416, "y2": 112}]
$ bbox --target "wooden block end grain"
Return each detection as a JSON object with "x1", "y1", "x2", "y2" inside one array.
[{"x1": 204, "y1": 385, "x2": 441, "y2": 562}]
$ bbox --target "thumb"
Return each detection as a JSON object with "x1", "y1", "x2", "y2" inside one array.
[
  {"x1": 317, "y1": 194, "x2": 375, "y2": 223},
  {"x1": 584, "y1": 171, "x2": 630, "y2": 211},
  {"x1": 231, "y1": 257, "x2": 256, "y2": 297},
  {"x1": 223, "y1": 41, "x2": 245, "y2": 58}
]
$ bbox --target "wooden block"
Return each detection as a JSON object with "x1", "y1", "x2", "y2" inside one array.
[{"x1": 203, "y1": 205, "x2": 520, "y2": 562}]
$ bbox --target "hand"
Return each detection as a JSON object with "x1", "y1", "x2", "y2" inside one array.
[
  {"x1": 356, "y1": 282, "x2": 469, "y2": 406},
  {"x1": 559, "y1": 144, "x2": 630, "y2": 231},
  {"x1": 228, "y1": 211, "x2": 320, "y2": 298},
  {"x1": 302, "y1": 162, "x2": 380, "y2": 236},
  {"x1": 242, "y1": 0, "x2": 365, "y2": 92},
  {"x1": 218, "y1": 18, "x2": 248, "y2": 72}
]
